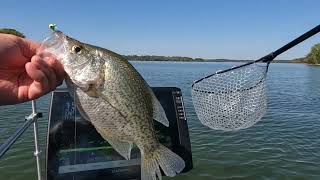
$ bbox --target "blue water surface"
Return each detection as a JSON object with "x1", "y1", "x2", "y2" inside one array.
[{"x1": 0, "y1": 61, "x2": 320, "y2": 179}]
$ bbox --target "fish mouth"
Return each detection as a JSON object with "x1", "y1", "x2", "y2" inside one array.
[{"x1": 39, "y1": 31, "x2": 68, "y2": 62}]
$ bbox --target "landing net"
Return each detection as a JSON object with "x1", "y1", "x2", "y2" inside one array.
[{"x1": 191, "y1": 63, "x2": 269, "y2": 131}]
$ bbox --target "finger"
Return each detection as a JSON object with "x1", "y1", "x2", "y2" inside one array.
[
  {"x1": 25, "y1": 61, "x2": 48, "y2": 83},
  {"x1": 27, "y1": 81, "x2": 48, "y2": 100},
  {"x1": 25, "y1": 62, "x2": 49, "y2": 99},
  {"x1": 34, "y1": 54, "x2": 65, "y2": 87},
  {"x1": 36, "y1": 51, "x2": 65, "y2": 83},
  {"x1": 28, "y1": 80, "x2": 51, "y2": 100},
  {"x1": 31, "y1": 56, "x2": 57, "y2": 90},
  {"x1": 45, "y1": 56, "x2": 66, "y2": 85}
]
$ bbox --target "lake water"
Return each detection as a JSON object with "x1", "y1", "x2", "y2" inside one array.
[{"x1": 0, "y1": 61, "x2": 320, "y2": 179}]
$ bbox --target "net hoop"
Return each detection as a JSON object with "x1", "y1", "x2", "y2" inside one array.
[{"x1": 191, "y1": 62, "x2": 269, "y2": 131}]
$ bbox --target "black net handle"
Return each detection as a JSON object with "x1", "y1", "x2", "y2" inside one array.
[{"x1": 193, "y1": 24, "x2": 320, "y2": 86}]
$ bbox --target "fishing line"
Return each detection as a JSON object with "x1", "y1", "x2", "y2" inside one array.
[{"x1": 73, "y1": 87, "x2": 76, "y2": 180}]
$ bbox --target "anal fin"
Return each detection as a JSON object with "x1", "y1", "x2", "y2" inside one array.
[
  {"x1": 107, "y1": 139, "x2": 133, "y2": 160},
  {"x1": 95, "y1": 127, "x2": 133, "y2": 160}
]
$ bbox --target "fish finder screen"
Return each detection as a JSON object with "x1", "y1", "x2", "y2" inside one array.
[
  {"x1": 47, "y1": 88, "x2": 192, "y2": 180},
  {"x1": 53, "y1": 110, "x2": 172, "y2": 174}
]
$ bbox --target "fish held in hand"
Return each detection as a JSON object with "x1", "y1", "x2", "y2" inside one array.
[{"x1": 39, "y1": 31, "x2": 185, "y2": 180}]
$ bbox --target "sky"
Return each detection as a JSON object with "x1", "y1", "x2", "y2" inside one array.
[{"x1": 1, "y1": 0, "x2": 319, "y2": 60}]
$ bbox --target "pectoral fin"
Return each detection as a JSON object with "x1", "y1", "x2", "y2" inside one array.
[
  {"x1": 66, "y1": 80, "x2": 91, "y2": 121},
  {"x1": 150, "y1": 89, "x2": 169, "y2": 127}
]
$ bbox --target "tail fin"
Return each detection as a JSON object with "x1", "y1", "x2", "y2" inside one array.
[{"x1": 141, "y1": 144, "x2": 185, "y2": 180}]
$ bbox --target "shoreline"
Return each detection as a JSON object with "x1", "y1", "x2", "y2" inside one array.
[
  {"x1": 128, "y1": 59, "x2": 312, "y2": 64},
  {"x1": 125, "y1": 55, "x2": 318, "y2": 65}
]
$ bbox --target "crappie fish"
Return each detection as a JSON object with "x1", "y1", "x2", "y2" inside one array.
[{"x1": 40, "y1": 31, "x2": 185, "y2": 180}]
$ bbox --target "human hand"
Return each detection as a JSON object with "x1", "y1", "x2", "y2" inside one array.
[{"x1": 0, "y1": 34, "x2": 65, "y2": 105}]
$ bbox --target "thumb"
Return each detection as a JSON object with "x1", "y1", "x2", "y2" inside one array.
[{"x1": 18, "y1": 38, "x2": 40, "y2": 59}]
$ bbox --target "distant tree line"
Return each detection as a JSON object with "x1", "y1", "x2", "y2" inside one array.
[
  {"x1": 0, "y1": 28, "x2": 25, "y2": 38},
  {"x1": 306, "y1": 43, "x2": 320, "y2": 64},
  {"x1": 292, "y1": 43, "x2": 320, "y2": 64},
  {"x1": 124, "y1": 55, "x2": 205, "y2": 62}
]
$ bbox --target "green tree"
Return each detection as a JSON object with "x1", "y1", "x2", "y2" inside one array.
[
  {"x1": 0, "y1": 28, "x2": 25, "y2": 38},
  {"x1": 306, "y1": 43, "x2": 320, "y2": 64}
]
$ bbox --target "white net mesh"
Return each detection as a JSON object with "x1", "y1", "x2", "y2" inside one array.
[{"x1": 191, "y1": 63, "x2": 268, "y2": 131}]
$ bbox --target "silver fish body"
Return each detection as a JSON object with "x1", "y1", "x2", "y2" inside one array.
[{"x1": 40, "y1": 31, "x2": 185, "y2": 180}]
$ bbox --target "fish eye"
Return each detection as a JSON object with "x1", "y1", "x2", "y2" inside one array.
[{"x1": 72, "y1": 45, "x2": 82, "y2": 53}]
